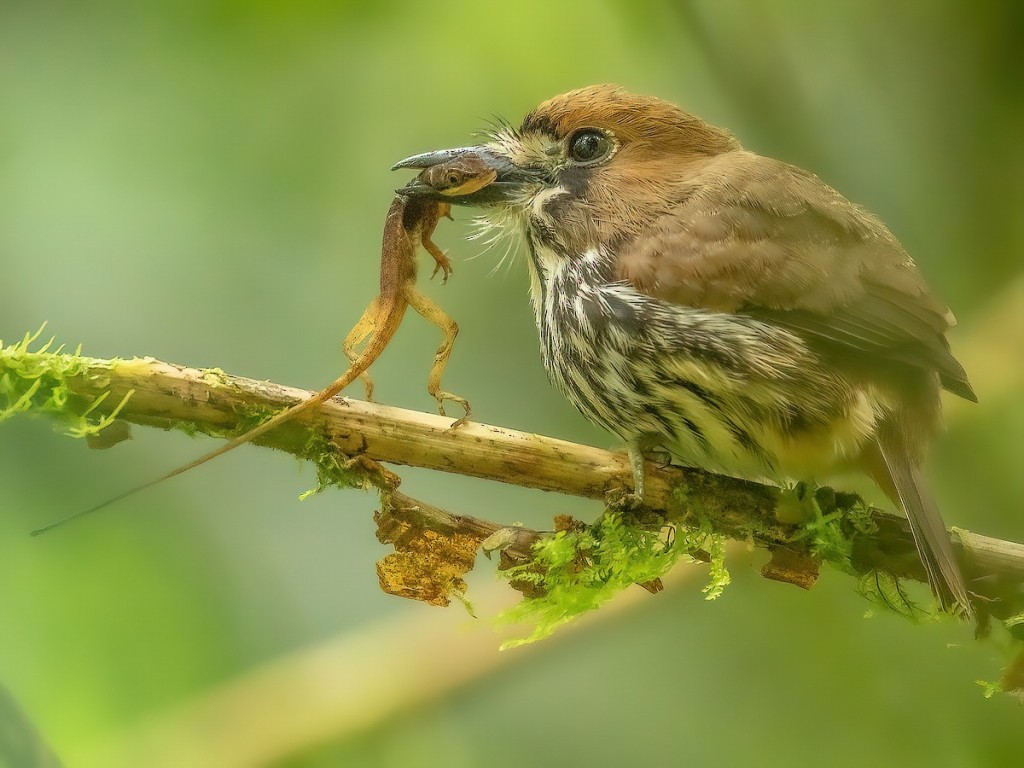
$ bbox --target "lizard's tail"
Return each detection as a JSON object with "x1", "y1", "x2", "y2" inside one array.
[{"x1": 31, "y1": 366, "x2": 371, "y2": 536}]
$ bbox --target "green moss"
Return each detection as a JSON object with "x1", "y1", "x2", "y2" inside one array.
[
  {"x1": 228, "y1": 402, "x2": 279, "y2": 436},
  {"x1": 857, "y1": 571, "x2": 926, "y2": 620},
  {"x1": 0, "y1": 326, "x2": 132, "y2": 439},
  {"x1": 776, "y1": 483, "x2": 888, "y2": 577},
  {"x1": 847, "y1": 500, "x2": 879, "y2": 536},
  {"x1": 975, "y1": 679, "x2": 1002, "y2": 699},
  {"x1": 199, "y1": 367, "x2": 230, "y2": 387},
  {"x1": 297, "y1": 430, "x2": 369, "y2": 500},
  {"x1": 174, "y1": 420, "x2": 201, "y2": 438},
  {"x1": 496, "y1": 512, "x2": 728, "y2": 649},
  {"x1": 2, "y1": 328, "x2": 372, "y2": 501},
  {"x1": 786, "y1": 490, "x2": 854, "y2": 573},
  {"x1": 697, "y1": 525, "x2": 731, "y2": 599}
]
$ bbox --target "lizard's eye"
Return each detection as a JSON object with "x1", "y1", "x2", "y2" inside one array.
[{"x1": 567, "y1": 129, "x2": 613, "y2": 165}]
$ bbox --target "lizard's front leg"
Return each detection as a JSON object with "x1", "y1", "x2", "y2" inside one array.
[
  {"x1": 421, "y1": 202, "x2": 454, "y2": 283},
  {"x1": 405, "y1": 287, "x2": 470, "y2": 428}
]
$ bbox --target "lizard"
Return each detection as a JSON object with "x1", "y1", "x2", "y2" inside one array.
[{"x1": 32, "y1": 156, "x2": 497, "y2": 535}]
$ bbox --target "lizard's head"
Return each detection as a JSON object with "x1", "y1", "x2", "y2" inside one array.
[{"x1": 399, "y1": 153, "x2": 498, "y2": 199}]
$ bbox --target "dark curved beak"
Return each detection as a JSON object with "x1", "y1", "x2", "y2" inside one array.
[{"x1": 392, "y1": 145, "x2": 539, "y2": 206}]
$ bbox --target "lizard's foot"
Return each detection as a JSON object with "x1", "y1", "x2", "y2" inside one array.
[
  {"x1": 358, "y1": 371, "x2": 375, "y2": 402},
  {"x1": 430, "y1": 251, "x2": 453, "y2": 283},
  {"x1": 422, "y1": 237, "x2": 454, "y2": 284},
  {"x1": 434, "y1": 391, "x2": 471, "y2": 429}
]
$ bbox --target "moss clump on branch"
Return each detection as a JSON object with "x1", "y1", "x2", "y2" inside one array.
[
  {"x1": 495, "y1": 511, "x2": 729, "y2": 648},
  {"x1": 298, "y1": 430, "x2": 372, "y2": 500},
  {"x1": 0, "y1": 326, "x2": 132, "y2": 439}
]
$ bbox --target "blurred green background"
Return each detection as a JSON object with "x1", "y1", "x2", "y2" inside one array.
[{"x1": 2, "y1": 1, "x2": 1022, "y2": 766}]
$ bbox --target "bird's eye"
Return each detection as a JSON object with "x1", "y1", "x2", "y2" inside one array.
[{"x1": 568, "y1": 129, "x2": 613, "y2": 164}]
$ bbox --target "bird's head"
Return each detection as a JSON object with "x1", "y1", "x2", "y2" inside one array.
[{"x1": 393, "y1": 85, "x2": 739, "y2": 256}]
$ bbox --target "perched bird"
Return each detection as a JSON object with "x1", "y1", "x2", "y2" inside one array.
[{"x1": 394, "y1": 84, "x2": 977, "y2": 613}]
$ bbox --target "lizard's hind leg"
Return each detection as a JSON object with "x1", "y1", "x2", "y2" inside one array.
[
  {"x1": 342, "y1": 297, "x2": 381, "y2": 401},
  {"x1": 405, "y1": 288, "x2": 471, "y2": 427}
]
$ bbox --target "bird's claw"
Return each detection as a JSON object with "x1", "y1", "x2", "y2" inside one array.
[
  {"x1": 645, "y1": 446, "x2": 674, "y2": 469},
  {"x1": 605, "y1": 488, "x2": 646, "y2": 513}
]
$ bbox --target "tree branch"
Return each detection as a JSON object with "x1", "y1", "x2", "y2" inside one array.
[{"x1": 6, "y1": 347, "x2": 1024, "y2": 623}]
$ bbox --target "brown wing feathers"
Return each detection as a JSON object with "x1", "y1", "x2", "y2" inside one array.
[{"x1": 617, "y1": 152, "x2": 976, "y2": 402}]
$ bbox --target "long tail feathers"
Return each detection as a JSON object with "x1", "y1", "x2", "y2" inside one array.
[{"x1": 869, "y1": 435, "x2": 972, "y2": 615}]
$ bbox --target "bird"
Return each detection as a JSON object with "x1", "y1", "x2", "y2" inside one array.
[{"x1": 392, "y1": 84, "x2": 977, "y2": 614}]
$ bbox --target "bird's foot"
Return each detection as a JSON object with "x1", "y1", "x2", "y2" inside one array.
[
  {"x1": 643, "y1": 445, "x2": 675, "y2": 469},
  {"x1": 604, "y1": 488, "x2": 646, "y2": 513}
]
